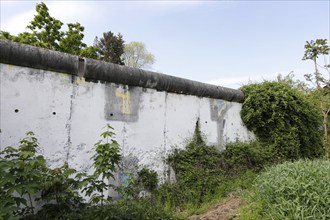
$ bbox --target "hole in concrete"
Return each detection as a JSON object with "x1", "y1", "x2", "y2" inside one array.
[
  {"x1": 53, "y1": 112, "x2": 56, "y2": 115},
  {"x1": 110, "y1": 113, "x2": 114, "y2": 117},
  {"x1": 205, "y1": 121, "x2": 208, "y2": 124},
  {"x1": 14, "y1": 109, "x2": 19, "y2": 113}
]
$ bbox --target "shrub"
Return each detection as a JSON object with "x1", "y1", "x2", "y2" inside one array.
[
  {"x1": 167, "y1": 120, "x2": 224, "y2": 207},
  {"x1": 249, "y1": 159, "x2": 330, "y2": 220},
  {"x1": 164, "y1": 121, "x2": 264, "y2": 211},
  {"x1": 220, "y1": 141, "x2": 274, "y2": 176},
  {"x1": 241, "y1": 81, "x2": 324, "y2": 161},
  {"x1": 137, "y1": 167, "x2": 158, "y2": 193}
]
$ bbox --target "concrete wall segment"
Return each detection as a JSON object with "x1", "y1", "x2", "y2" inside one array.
[
  {"x1": 0, "y1": 41, "x2": 255, "y2": 193},
  {"x1": 0, "y1": 39, "x2": 244, "y2": 102}
]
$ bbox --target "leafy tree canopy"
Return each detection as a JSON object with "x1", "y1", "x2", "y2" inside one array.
[
  {"x1": 0, "y1": 2, "x2": 113, "y2": 61},
  {"x1": 96, "y1": 32, "x2": 125, "y2": 65},
  {"x1": 122, "y1": 41, "x2": 155, "y2": 69}
]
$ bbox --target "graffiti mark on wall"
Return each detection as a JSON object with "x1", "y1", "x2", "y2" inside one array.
[
  {"x1": 211, "y1": 100, "x2": 227, "y2": 120},
  {"x1": 210, "y1": 99, "x2": 231, "y2": 149},
  {"x1": 104, "y1": 83, "x2": 141, "y2": 122},
  {"x1": 115, "y1": 87, "x2": 132, "y2": 115}
]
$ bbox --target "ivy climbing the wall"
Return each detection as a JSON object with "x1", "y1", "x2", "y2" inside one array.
[{"x1": 241, "y1": 81, "x2": 324, "y2": 161}]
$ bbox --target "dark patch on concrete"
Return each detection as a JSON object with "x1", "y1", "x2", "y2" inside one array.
[
  {"x1": 104, "y1": 83, "x2": 141, "y2": 122},
  {"x1": 210, "y1": 99, "x2": 232, "y2": 149},
  {"x1": 64, "y1": 75, "x2": 77, "y2": 162}
]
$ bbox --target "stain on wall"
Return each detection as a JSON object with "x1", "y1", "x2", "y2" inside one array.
[
  {"x1": 104, "y1": 83, "x2": 141, "y2": 122},
  {"x1": 210, "y1": 99, "x2": 232, "y2": 148}
]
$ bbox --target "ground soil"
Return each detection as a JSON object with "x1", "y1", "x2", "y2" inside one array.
[{"x1": 188, "y1": 194, "x2": 242, "y2": 220}]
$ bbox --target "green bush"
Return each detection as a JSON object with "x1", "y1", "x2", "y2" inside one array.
[
  {"x1": 167, "y1": 120, "x2": 224, "y2": 207},
  {"x1": 241, "y1": 81, "x2": 324, "y2": 161},
  {"x1": 137, "y1": 167, "x2": 158, "y2": 193},
  {"x1": 0, "y1": 128, "x2": 176, "y2": 220},
  {"x1": 249, "y1": 159, "x2": 330, "y2": 220},
  {"x1": 164, "y1": 121, "x2": 263, "y2": 212},
  {"x1": 220, "y1": 141, "x2": 274, "y2": 175}
]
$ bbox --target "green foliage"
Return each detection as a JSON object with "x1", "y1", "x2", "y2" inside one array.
[
  {"x1": 26, "y1": 2, "x2": 64, "y2": 50},
  {"x1": 122, "y1": 41, "x2": 155, "y2": 69},
  {"x1": 167, "y1": 120, "x2": 224, "y2": 207},
  {"x1": 246, "y1": 159, "x2": 330, "y2": 220},
  {"x1": 162, "y1": 120, "x2": 263, "y2": 214},
  {"x1": 303, "y1": 39, "x2": 329, "y2": 62},
  {"x1": 78, "y1": 199, "x2": 177, "y2": 220},
  {"x1": 241, "y1": 81, "x2": 324, "y2": 161},
  {"x1": 137, "y1": 167, "x2": 158, "y2": 192},
  {"x1": 92, "y1": 124, "x2": 121, "y2": 180},
  {"x1": 79, "y1": 46, "x2": 99, "y2": 60},
  {"x1": 82, "y1": 124, "x2": 121, "y2": 205},
  {"x1": 35, "y1": 162, "x2": 85, "y2": 219},
  {"x1": 96, "y1": 31, "x2": 125, "y2": 64},
  {"x1": 59, "y1": 22, "x2": 87, "y2": 55},
  {"x1": 0, "y1": 2, "x2": 97, "y2": 59},
  {"x1": 302, "y1": 38, "x2": 330, "y2": 158},
  {"x1": 220, "y1": 141, "x2": 274, "y2": 175},
  {"x1": 0, "y1": 132, "x2": 47, "y2": 218}
]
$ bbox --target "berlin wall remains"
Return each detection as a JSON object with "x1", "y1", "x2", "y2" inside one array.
[{"x1": 0, "y1": 39, "x2": 253, "y2": 187}]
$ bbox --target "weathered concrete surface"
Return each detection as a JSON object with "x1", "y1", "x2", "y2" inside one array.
[
  {"x1": 0, "y1": 40, "x2": 254, "y2": 198},
  {"x1": 0, "y1": 39, "x2": 244, "y2": 102},
  {"x1": 0, "y1": 63, "x2": 253, "y2": 175}
]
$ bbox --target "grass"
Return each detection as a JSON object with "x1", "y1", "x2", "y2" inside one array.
[{"x1": 240, "y1": 159, "x2": 330, "y2": 220}]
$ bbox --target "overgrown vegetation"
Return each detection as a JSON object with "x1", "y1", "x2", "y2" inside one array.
[
  {"x1": 241, "y1": 81, "x2": 324, "y2": 161},
  {"x1": 242, "y1": 159, "x2": 330, "y2": 220},
  {"x1": 1, "y1": 117, "x2": 328, "y2": 219},
  {"x1": 302, "y1": 39, "x2": 330, "y2": 157},
  {"x1": 0, "y1": 126, "x2": 175, "y2": 219},
  {"x1": 156, "y1": 120, "x2": 260, "y2": 217}
]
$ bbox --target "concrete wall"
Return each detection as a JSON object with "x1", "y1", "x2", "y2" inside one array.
[{"x1": 0, "y1": 40, "x2": 253, "y2": 186}]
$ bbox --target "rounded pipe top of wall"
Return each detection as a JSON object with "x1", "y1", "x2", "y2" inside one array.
[
  {"x1": 0, "y1": 39, "x2": 79, "y2": 75},
  {"x1": 0, "y1": 39, "x2": 245, "y2": 103}
]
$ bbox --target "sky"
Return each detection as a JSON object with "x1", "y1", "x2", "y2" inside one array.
[{"x1": 1, "y1": 0, "x2": 329, "y2": 89}]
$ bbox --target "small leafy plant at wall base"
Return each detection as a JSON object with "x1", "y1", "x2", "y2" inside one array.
[
  {"x1": 137, "y1": 167, "x2": 158, "y2": 193},
  {"x1": 35, "y1": 162, "x2": 84, "y2": 219},
  {"x1": 81, "y1": 124, "x2": 121, "y2": 205},
  {"x1": 0, "y1": 132, "x2": 47, "y2": 219}
]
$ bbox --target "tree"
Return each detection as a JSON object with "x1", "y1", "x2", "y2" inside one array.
[
  {"x1": 59, "y1": 22, "x2": 86, "y2": 55},
  {"x1": 0, "y1": 2, "x2": 97, "y2": 59},
  {"x1": 122, "y1": 41, "x2": 155, "y2": 69},
  {"x1": 96, "y1": 31, "x2": 125, "y2": 65},
  {"x1": 26, "y1": 2, "x2": 64, "y2": 50},
  {"x1": 302, "y1": 39, "x2": 330, "y2": 158}
]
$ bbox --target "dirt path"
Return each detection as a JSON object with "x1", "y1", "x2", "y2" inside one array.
[{"x1": 188, "y1": 194, "x2": 242, "y2": 220}]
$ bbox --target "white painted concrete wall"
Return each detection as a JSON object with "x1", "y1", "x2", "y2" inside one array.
[{"x1": 0, "y1": 63, "x2": 254, "y2": 186}]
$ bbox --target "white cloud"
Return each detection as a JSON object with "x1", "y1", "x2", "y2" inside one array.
[
  {"x1": 46, "y1": 1, "x2": 96, "y2": 24},
  {"x1": 206, "y1": 69, "x2": 309, "y2": 89},
  {"x1": 1, "y1": 9, "x2": 35, "y2": 34},
  {"x1": 0, "y1": 1, "x2": 97, "y2": 34}
]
